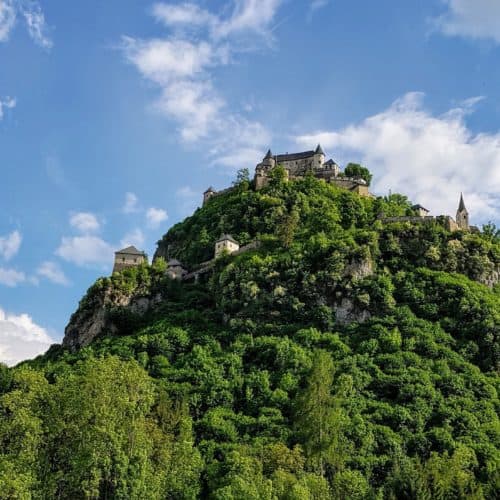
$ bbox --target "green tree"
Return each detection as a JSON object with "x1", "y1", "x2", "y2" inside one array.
[
  {"x1": 344, "y1": 163, "x2": 372, "y2": 186},
  {"x1": 294, "y1": 351, "x2": 351, "y2": 477}
]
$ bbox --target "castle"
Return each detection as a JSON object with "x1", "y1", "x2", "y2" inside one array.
[
  {"x1": 203, "y1": 146, "x2": 370, "y2": 204},
  {"x1": 254, "y1": 145, "x2": 369, "y2": 195}
]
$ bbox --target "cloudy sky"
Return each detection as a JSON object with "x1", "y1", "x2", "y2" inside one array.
[{"x1": 1, "y1": 0, "x2": 500, "y2": 365}]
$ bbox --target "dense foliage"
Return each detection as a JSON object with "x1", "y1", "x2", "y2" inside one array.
[{"x1": 1, "y1": 174, "x2": 499, "y2": 498}]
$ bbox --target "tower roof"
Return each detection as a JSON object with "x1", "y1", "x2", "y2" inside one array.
[
  {"x1": 204, "y1": 186, "x2": 216, "y2": 194},
  {"x1": 216, "y1": 234, "x2": 239, "y2": 245},
  {"x1": 115, "y1": 245, "x2": 145, "y2": 256},
  {"x1": 315, "y1": 144, "x2": 325, "y2": 155},
  {"x1": 264, "y1": 149, "x2": 273, "y2": 159},
  {"x1": 412, "y1": 204, "x2": 429, "y2": 212},
  {"x1": 458, "y1": 193, "x2": 467, "y2": 212}
]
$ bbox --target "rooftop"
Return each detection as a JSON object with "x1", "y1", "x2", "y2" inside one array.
[
  {"x1": 217, "y1": 234, "x2": 239, "y2": 244},
  {"x1": 115, "y1": 245, "x2": 145, "y2": 256}
]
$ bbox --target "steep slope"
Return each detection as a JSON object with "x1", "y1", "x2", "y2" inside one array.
[{"x1": 1, "y1": 175, "x2": 499, "y2": 499}]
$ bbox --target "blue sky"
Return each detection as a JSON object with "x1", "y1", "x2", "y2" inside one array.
[{"x1": 1, "y1": 0, "x2": 500, "y2": 364}]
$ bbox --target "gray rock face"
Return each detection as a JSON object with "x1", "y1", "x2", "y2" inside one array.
[
  {"x1": 62, "y1": 288, "x2": 163, "y2": 351},
  {"x1": 478, "y1": 264, "x2": 500, "y2": 288},
  {"x1": 334, "y1": 297, "x2": 371, "y2": 326},
  {"x1": 343, "y1": 258, "x2": 373, "y2": 280}
]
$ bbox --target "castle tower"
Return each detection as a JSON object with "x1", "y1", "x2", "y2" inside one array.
[
  {"x1": 314, "y1": 144, "x2": 325, "y2": 168},
  {"x1": 203, "y1": 186, "x2": 217, "y2": 205},
  {"x1": 456, "y1": 193, "x2": 469, "y2": 230},
  {"x1": 113, "y1": 246, "x2": 147, "y2": 273}
]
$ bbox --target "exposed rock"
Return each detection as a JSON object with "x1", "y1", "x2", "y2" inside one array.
[
  {"x1": 334, "y1": 297, "x2": 371, "y2": 325},
  {"x1": 62, "y1": 288, "x2": 164, "y2": 351},
  {"x1": 343, "y1": 258, "x2": 374, "y2": 280},
  {"x1": 478, "y1": 264, "x2": 500, "y2": 288}
]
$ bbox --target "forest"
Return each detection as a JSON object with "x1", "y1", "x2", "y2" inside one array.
[{"x1": 1, "y1": 169, "x2": 499, "y2": 499}]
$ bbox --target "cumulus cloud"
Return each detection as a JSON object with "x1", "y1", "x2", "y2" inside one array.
[
  {"x1": 0, "y1": 307, "x2": 54, "y2": 366},
  {"x1": 55, "y1": 235, "x2": 114, "y2": 268},
  {"x1": 0, "y1": 230, "x2": 21, "y2": 260},
  {"x1": 146, "y1": 207, "x2": 168, "y2": 228},
  {"x1": 121, "y1": 0, "x2": 280, "y2": 168},
  {"x1": 36, "y1": 261, "x2": 70, "y2": 286},
  {"x1": 120, "y1": 228, "x2": 145, "y2": 249},
  {"x1": 434, "y1": 0, "x2": 500, "y2": 43},
  {"x1": 0, "y1": 0, "x2": 52, "y2": 48},
  {"x1": 295, "y1": 92, "x2": 500, "y2": 224},
  {"x1": 0, "y1": 267, "x2": 25, "y2": 287},
  {"x1": 123, "y1": 192, "x2": 139, "y2": 214},
  {"x1": 69, "y1": 212, "x2": 100, "y2": 233},
  {"x1": 0, "y1": 96, "x2": 15, "y2": 120}
]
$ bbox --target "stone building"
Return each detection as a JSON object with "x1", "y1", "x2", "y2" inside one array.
[
  {"x1": 412, "y1": 204, "x2": 430, "y2": 217},
  {"x1": 166, "y1": 259, "x2": 188, "y2": 280},
  {"x1": 113, "y1": 246, "x2": 147, "y2": 273},
  {"x1": 203, "y1": 186, "x2": 217, "y2": 205},
  {"x1": 381, "y1": 194, "x2": 473, "y2": 233},
  {"x1": 456, "y1": 193, "x2": 469, "y2": 230},
  {"x1": 254, "y1": 146, "x2": 369, "y2": 195},
  {"x1": 215, "y1": 234, "x2": 239, "y2": 258}
]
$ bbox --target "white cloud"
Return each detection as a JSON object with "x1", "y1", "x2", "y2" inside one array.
[
  {"x1": 55, "y1": 235, "x2": 114, "y2": 268},
  {"x1": 0, "y1": 0, "x2": 16, "y2": 42},
  {"x1": 151, "y1": 0, "x2": 282, "y2": 39},
  {"x1": 434, "y1": 0, "x2": 500, "y2": 43},
  {"x1": 0, "y1": 0, "x2": 51, "y2": 48},
  {"x1": 122, "y1": 37, "x2": 218, "y2": 85},
  {"x1": 123, "y1": 192, "x2": 139, "y2": 214},
  {"x1": 152, "y1": 2, "x2": 217, "y2": 29},
  {"x1": 21, "y1": 0, "x2": 52, "y2": 49},
  {"x1": 214, "y1": 0, "x2": 283, "y2": 38},
  {"x1": 146, "y1": 207, "x2": 168, "y2": 228},
  {"x1": 121, "y1": 0, "x2": 280, "y2": 168},
  {"x1": 120, "y1": 228, "x2": 145, "y2": 249},
  {"x1": 69, "y1": 212, "x2": 100, "y2": 233},
  {"x1": 36, "y1": 261, "x2": 70, "y2": 286},
  {"x1": 295, "y1": 92, "x2": 500, "y2": 224},
  {"x1": 0, "y1": 230, "x2": 21, "y2": 261},
  {"x1": 0, "y1": 267, "x2": 25, "y2": 287},
  {"x1": 0, "y1": 96, "x2": 15, "y2": 120},
  {"x1": 0, "y1": 307, "x2": 54, "y2": 366}
]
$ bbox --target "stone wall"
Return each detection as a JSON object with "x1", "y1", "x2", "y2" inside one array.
[{"x1": 113, "y1": 254, "x2": 146, "y2": 273}]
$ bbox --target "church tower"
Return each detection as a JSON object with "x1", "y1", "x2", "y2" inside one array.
[{"x1": 456, "y1": 193, "x2": 469, "y2": 230}]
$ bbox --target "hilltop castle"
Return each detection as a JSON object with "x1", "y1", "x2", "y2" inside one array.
[
  {"x1": 203, "y1": 146, "x2": 370, "y2": 205},
  {"x1": 254, "y1": 145, "x2": 369, "y2": 195}
]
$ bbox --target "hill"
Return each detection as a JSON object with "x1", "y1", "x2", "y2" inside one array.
[{"x1": 1, "y1": 172, "x2": 499, "y2": 499}]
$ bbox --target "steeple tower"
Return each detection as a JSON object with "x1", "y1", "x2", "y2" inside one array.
[{"x1": 456, "y1": 193, "x2": 469, "y2": 230}]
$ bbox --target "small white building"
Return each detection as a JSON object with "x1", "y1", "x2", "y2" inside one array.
[
  {"x1": 215, "y1": 234, "x2": 239, "y2": 258},
  {"x1": 166, "y1": 259, "x2": 188, "y2": 280}
]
